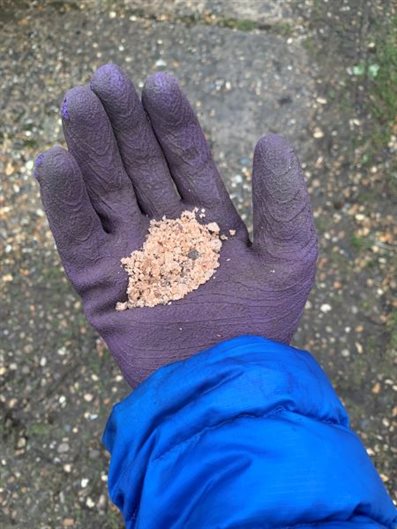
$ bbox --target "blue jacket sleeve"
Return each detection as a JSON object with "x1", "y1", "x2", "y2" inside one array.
[{"x1": 102, "y1": 335, "x2": 397, "y2": 529}]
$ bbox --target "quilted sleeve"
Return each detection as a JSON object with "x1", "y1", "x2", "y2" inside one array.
[{"x1": 102, "y1": 335, "x2": 397, "y2": 529}]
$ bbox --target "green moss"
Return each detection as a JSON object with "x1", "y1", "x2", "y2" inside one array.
[
  {"x1": 28, "y1": 423, "x2": 49, "y2": 437},
  {"x1": 121, "y1": 5, "x2": 295, "y2": 36},
  {"x1": 356, "y1": 188, "x2": 379, "y2": 204},
  {"x1": 387, "y1": 310, "x2": 397, "y2": 352},
  {"x1": 215, "y1": 18, "x2": 293, "y2": 35},
  {"x1": 106, "y1": 508, "x2": 123, "y2": 529},
  {"x1": 350, "y1": 234, "x2": 371, "y2": 252},
  {"x1": 271, "y1": 22, "x2": 293, "y2": 37},
  {"x1": 371, "y1": 17, "x2": 397, "y2": 127},
  {"x1": 314, "y1": 216, "x2": 328, "y2": 234},
  {"x1": 372, "y1": 20, "x2": 397, "y2": 198},
  {"x1": 216, "y1": 17, "x2": 255, "y2": 31},
  {"x1": 23, "y1": 138, "x2": 39, "y2": 148},
  {"x1": 363, "y1": 15, "x2": 397, "y2": 178},
  {"x1": 39, "y1": 264, "x2": 65, "y2": 283},
  {"x1": 178, "y1": 14, "x2": 199, "y2": 27},
  {"x1": 329, "y1": 249, "x2": 350, "y2": 267},
  {"x1": 47, "y1": 0, "x2": 80, "y2": 11},
  {"x1": 364, "y1": 258, "x2": 377, "y2": 270}
]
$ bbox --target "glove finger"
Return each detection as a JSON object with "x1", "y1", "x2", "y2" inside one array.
[
  {"x1": 34, "y1": 146, "x2": 107, "y2": 290},
  {"x1": 90, "y1": 64, "x2": 181, "y2": 218},
  {"x1": 142, "y1": 72, "x2": 247, "y2": 237},
  {"x1": 252, "y1": 133, "x2": 317, "y2": 264},
  {"x1": 61, "y1": 85, "x2": 142, "y2": 234}
]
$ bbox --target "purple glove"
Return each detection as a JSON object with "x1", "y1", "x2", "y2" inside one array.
[{"x1": 34, "y1": 64, "x2": 318, "y2": 388}]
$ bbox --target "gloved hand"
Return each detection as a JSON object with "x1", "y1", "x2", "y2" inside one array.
[{"x1": 34, "y1": 64, "x2": 318, "y2": 388}]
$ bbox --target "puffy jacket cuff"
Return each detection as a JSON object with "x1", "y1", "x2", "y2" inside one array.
[{"x1": 103, "y1": 335, "x2": 397, "y2": 529}]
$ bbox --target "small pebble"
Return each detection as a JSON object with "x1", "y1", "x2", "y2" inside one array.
[
  {"x1": 86, "y1": 497, "x2": 95, "y2": 509},
  {"x1": 57, "y1": 443, "x2": 69, "y2": 454},
  {"x1": 320, "y1": 303, "x2": 332, "y2": 313},
  {"x1": 17, "y1": 437, "x2": 26, "y2": 449}
]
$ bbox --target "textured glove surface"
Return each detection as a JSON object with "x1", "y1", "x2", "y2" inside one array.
[{"x1": 35, "y1": 64, "x2": 318, "y2": 387}]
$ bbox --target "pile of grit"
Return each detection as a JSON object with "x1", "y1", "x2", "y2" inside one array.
[{"x1": 116, "y1": 209, "x2": 235, "y2": 310}]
